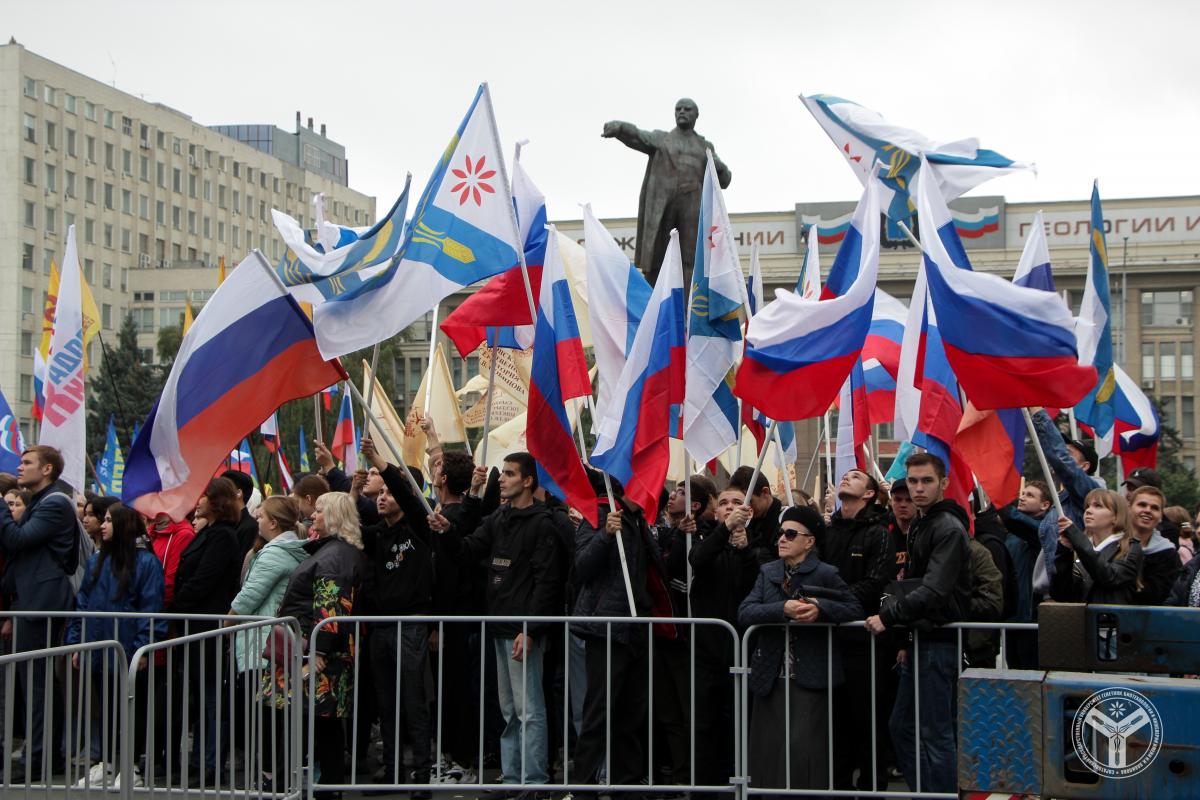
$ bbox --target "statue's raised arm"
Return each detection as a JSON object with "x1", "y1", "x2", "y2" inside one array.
[{"x1": 601, "y1": 98, "x2": 732, "y2": 287}]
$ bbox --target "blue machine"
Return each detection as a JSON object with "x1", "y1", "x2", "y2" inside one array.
[{"x1": 958, "y1": 604, "x2": 1200, "y2": 798}]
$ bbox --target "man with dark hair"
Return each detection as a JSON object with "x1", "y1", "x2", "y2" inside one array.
[
  {"x1": 999, "y1": 480, "x2": 1052, "y2": 668},
  {"x1": 219, "y1": 469, "x2": 259, "y2": 561},
  {"x1": 0, "y1": 445, "x2": 78, "y2": 779},
  {"x1": 728, "y1": 465, "x2": 780, "y2": 563},
  {"x1": 1122, "y1": 467, "x2": 1179, "y2": 545},
  {"x1": 1127, "y1": 485, "x2": 1182, "y2": 605},
  {"x1": 825, "y1": 469, "x2": 896, "y2": 792},
  {"x1": 1029, "y1": 409, "x2": 1103, "y2": 529},
  {"x1": 887, "y1": 481, "x2": 916, "y2": 576},
  {"x1": 865, "y1": 452, "x2": 970, "y2": 794},
  {"x1": 432, "y1": 452, "x2": 565, "y2": 789}
]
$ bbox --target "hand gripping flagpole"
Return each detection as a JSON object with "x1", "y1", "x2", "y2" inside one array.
[
  {"x1": 585, "y1": 392, "x2": 638, "y2": 618},
  {"x1": 743, "y1": 418, "x2": 779, "y2": 507},
  {"x1": 347, "y1": 378, "x2": 434, "y2": 516},
  {"x1": 1021, "y1": 407, "x2": 1067, "y2": 519}
]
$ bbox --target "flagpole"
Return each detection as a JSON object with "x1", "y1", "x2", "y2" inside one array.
[
  {"x1": 1021, "y1": 407, "x2": 1067, "y2": 519},
  {"x1": 799, "y1": 430, "x2": 822, "y2": 493},
  {"x1": 482, "y1": 84, "x2": 539, "y2": 330},
  {"x1": 573, "y1": 397, "x2": 589, "y2": 463},
  {"x1": 364, "y1": 342, "x2": 382, "y2": 441},
  {"x1": 822, "y1": 411, "x2": 834, "y2": 494},
  {"x1": 87, "y1": 457, "x2": 106, "y2": 496},
  {"x1": 772, "y1": 423, "x2": 795, "y2": 506},
  {"x1": 743, "y1": 419, "x2": 779, "y2": 507},
  {"x1": 864, "y1": 435, "x2": 886, "y2": 483},
  {"x1": 474, "y1": 346, "x2": 499, "y2": 497},
  {"x1": 585, "y1": 393, "x2": 637, "y2": 618},
  {"x1": 424, "y1": 305, "x2": 440, "y2": 415},
  {"x1": 312, "y1": 395, "x2": 322, "y2": 446},
  {"x1": 246, "y1": 433, "x2": 267, "y2": 494},
  {"x1": 346, "y1": 378, "x2": 434, "y2": 516}
]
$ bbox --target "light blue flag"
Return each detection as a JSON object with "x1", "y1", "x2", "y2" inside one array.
[
  {"x1": 298, "y1": 425, "x2": 311, "y2": 473},
  {"x1": 1073, "y1": 182, "x2": 1116, "y2": 450},
  {"x1": 95, "y1": 416, "x2": 125, "y2": 496}
]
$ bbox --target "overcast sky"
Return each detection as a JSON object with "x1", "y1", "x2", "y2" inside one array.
[{"x1": 10, "y1": 1, "x2": 1200, "y2": 220}]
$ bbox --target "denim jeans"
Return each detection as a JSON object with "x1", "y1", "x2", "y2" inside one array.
[
  {"x1": 492, "y1": 636, "x2": 548, "y2": 784},
  {"x1": 889, "y1": 637, "x2": 958, "y2": 793}
]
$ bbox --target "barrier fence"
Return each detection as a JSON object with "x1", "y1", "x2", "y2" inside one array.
[{"x1": 0, "y1": 611, "x2": 1039, "y2": 799}]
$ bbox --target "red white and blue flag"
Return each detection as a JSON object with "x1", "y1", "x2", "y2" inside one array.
[
  {"x1": 0, "y1": 387, "x2": 25, "y2": 475},
  {"x1": 862, "y1": 289, "x2": 907, "y2": 425},
  {"x1": 228, "y1": 439, "x2": 257, "y2": 479},
  {"x1": 583, "y1": 205, "x2": 653, "y2": 423},
  {"x1": 733, "y1": 175, "x2": 881, "y2": 421},
  {"x1": 1112, "y1": 366, "x2": 1160, "y2": 470},
  {"x1": 527, "y1": 227, "x2": 598, "y2": 526},
  {"x1": 917, "y1": 167, "x2": 1095, "y2": 411},
  {"x1": 331, "y1": 384, "x2": 359, "y2": 473},
  {"x1": 260, "y1": 412, "x2": 280, "y2": 453},
  {"x1": 591, "y1": 230, "x2": 686, "y2": 520},
  {"x1": 834, "y1": 360, "x2": 870, "y2": 483},
  {"x1": 440, "y1": 159, "x2": 549, "y2": 356},
  {"x1": 741, "y1": 245, "x2": 797, "y2": 463},
  {"x1": 123, "y1": 253, "x2": 345, "y2": 520},
  {"x1": 1013, "y1": 211, "x2": 1055, "y2": 291}
]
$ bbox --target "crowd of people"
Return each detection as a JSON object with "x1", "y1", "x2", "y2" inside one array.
[{"x1": 1, "y1": 407, "x2": 1198, "y2": 798}]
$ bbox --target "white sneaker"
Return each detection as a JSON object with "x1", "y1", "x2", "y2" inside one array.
[
  {"x1": 113, "y1": 768, "x2": 144, "y2": 789},
  {"x1": 74, "y1": 761, "x2": 112, "y2": 787}
]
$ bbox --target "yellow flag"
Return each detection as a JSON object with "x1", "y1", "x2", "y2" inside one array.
[
  {"x1": 218, "y1": 255, "x2": 227, "y2": 286},
  {"x1": 38, "y1": 260, "x2": 101, "y2": 374},
  {"x1": 412, "y1": 345, "x2": 468, "y2": 444},
  {"x1": 79, "y1": 265, "x2": 101, "y2": 353},
  {"x1": 182, "y1": 301, "x2": 194, "y2": 335},
  {"x1": 360, "y1": 359, "x2": 415, "y2": 468}
]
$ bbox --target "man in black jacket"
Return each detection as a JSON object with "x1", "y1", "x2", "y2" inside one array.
[
  {"x1": 432, "y1": 453, "x2": 565, "y2": 788},
  {"x1": 359, "y1": 438, "x2": 435, "y2": 788},
  {"x1": 220, "y1": 469, "x2": 260, "y2": 562},
  {"x1": 728, "y1": 465, "x2": 781, "y2": 564},
  {"x1": 824, "y1": 468, "x2": 896, "y2": 793},
  {"x1": 1128, "y1": 485, "x2": 1182, "y2": 605},
  {"x1": 0, "y1": 445, "x2": 77, "y2": 778},
  {"x1": 865, "y1": 452, "x2": 969, "y2": 794}
]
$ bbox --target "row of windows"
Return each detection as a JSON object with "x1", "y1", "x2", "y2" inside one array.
[
  {"x1": 1142, "y1": 341, "x2": 1195, "y2": 381},
  {"x1": 21, "y1": 80, "x2": 366, "y2": 221}
]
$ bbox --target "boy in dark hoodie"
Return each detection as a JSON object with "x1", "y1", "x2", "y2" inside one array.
[{"x1": 865, "y1": 452, "x2": 970, "y2": 795}]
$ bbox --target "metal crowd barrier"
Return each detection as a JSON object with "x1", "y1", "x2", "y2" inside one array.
[
  {"x1": 0, "y1": 609, "x2": 1042, "y2": 800},
  {"x1": 739, "y1": 619, "x2": 1038, "y2": 799},
  {"x1": 0, "y1": 610, "x2": 299, "y2": 799},
  {"x1": 305, "y1": 614, "x2": 744, "y2": 799}
]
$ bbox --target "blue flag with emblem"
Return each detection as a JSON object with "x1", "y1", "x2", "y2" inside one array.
[
  {"x1": 304, "y1": 84, "x2": 523, "y2": 359},
  {"x1": 1074, "y1": 181, "x2": 1117, "y2": 453},
  {"x1": 0, "y1": 387, "x2": 25, "y2": 474},
  {"x1": 95, "y1": 416, "x2": 125, "y2": 496},
  {"x1": 272, "y1": 182, "x2": 411, "y2": 306},
  {"x1": 801, "y1": 93, "x2": 1031, "y2": 238},
  {"x1": 683, "y1": 152, "x2": 745, "y2": 465},
  {"x1": 298, "y1": 425, "x2": 311, "y2": 473}
]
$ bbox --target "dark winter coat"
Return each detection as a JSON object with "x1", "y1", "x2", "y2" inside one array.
[
  {"x1": 168, "y1": 520, "x2": 242, "y2": 627},
  {"x1": 738, "y1": 556, "x2": 863, "y2": 696},
  {"x1": 821, "y1": 502, "x2": 896, "y2": 617},
  {"x1": 359, "y1": 464, "x2": 435, "y2": 617},
  {"x1": 0, "y1": 485, "x2": 77, "y2": 613},
  {"x1": 1167, "y1": 552, "x2": 1200, "y2": 607},
  {"x1": 452, "y1": 496, "x2": 566, "y2": 638},
  {"x1": 878, "y1": 499, "x2": 971, "y2": 631},
  {"x1": 573, "y1": 504, "x2": 657, "y2": 646},
  {"x1": 1131, "y1": 532, "x2": 1182, "y2": 606},
  {"x1": 1050, "y1": 527, "x2": 1143, "y2": 606}
]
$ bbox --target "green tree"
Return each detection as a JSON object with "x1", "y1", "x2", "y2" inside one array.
[
  {"x1": 88, "y1": 314, "x2": 164, "y2": 459},
  {"x1": 1146, "y1": 395, "x2": 1198, "y2": 511},
  {"x1": 156, "y1": 323, "x2": 183, "y2": 372}
]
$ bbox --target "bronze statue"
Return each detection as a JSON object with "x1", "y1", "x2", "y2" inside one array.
[{"x1": 602, "y1": 98, "x2": 732, "y2": 286}]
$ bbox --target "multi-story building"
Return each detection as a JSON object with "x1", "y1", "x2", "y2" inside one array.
[
  {"x1": 395, "y1": 192, "x2": 1200, "y2": 471},
  {"x1": 0, "y1": 41, "x2": 374, "y2": 440}
]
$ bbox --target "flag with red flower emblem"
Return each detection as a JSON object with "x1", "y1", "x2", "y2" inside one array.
[{"x1": 307, "y1": 84, "x2": 524, "y2": 359}]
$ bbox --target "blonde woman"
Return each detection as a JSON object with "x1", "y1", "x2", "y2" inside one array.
[
  {"x1": 271, "y1": 492, "x2": 365, "y2": 789},
  {"x1": 1051, "y1": 489, "x2": 1143, "y2": 605}
]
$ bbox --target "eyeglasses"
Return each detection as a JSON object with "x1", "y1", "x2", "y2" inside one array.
[{"x1": 780, "y1": 529, "x2": 814, "y2": 541}]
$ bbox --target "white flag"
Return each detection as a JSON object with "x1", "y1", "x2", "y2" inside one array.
[{"x1": 39, "y1": 226, "x2": 87, "y2": 492}]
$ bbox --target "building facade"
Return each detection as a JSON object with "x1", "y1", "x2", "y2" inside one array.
[{"x1": 0, "y1": 42, "x2": 375, "y2": 440}]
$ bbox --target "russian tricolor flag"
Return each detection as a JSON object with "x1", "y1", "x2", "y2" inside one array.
[
  {"x1": 527, "y1": 227, "x2": 598, "y2": 526},
  {"x1": 123, "y1": 253, "x2": 345, "y2": 520},
  {"x1": 591, "y1": 230, "x2": 686, "y2": 520},
  {"x1": 917, "y1": 163, "x2": 1096, "y2": 411},
  {"x1": 1112, "y1": 366, "x2": 1160, "y2": 470},
  {"x1": 733, "y1": 176, "x2": 881, "y2": 421},
  {"x1": 863, "y1": 289, "x2": 906, "y2": 425},
  {"x1": 1013, "y1": 211, "x2": 1055, "y2": 292},
  {"x1": 331, "y1": 384, "x2": 359, "y2": 473},
  {"x1": 440, "y1": 160, "x2": 549, "y2": 357}
]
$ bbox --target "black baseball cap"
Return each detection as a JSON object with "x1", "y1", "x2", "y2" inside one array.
[
  {"x1": 1063, "y1": 436, "x2": 1100, "y2": 477},
  {"x1": 1122, "y1": 467, "x2": 1162, "y2": 490}
]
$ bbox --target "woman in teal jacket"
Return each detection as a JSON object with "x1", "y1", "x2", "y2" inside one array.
[{"x1": 228, "y1": 495, "x2": 308, "y2": 671}]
